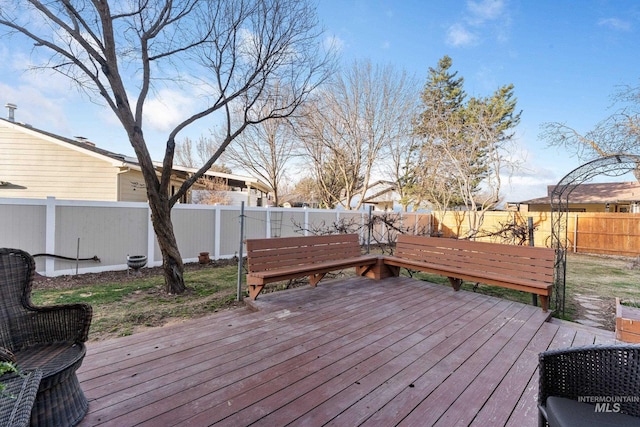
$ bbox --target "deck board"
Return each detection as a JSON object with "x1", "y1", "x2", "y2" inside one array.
[{"x1": 77, "y1": 276, "x2": 618, "y2": 427}]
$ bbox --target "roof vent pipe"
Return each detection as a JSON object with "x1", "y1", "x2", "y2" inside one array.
[{"x1": 5, "y1": 103, "x2": 16, "y2": 122}]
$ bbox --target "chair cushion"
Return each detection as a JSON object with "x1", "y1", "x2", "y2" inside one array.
[
  {"x1": 546, "y1": 396, "x2": 640, "y2": 427},
  {"x1": 12, "y1": 342, "x2": 86, "y2": 380}
]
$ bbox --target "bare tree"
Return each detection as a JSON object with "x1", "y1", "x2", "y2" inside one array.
[
  {"x1": 297, "y1": 60, "x2": 417, "y2": 210},
  {"x1": 296, "y1": 103, "x2": 360, "y2": 208},
  {"x1": 223, "y1": 84, "x2": 298, "y2": 206},
  {"x1": 175, "y1": 136, "x2": 232, "y2": 172},
  {"x1": 195, "y1": 177, "x2": 232, "y2": 205},
  {"x1": 0, "y1": 0, "x2": 333, "y2": 293},
  {"x1": 387, "y1": 133, "x2": 422, "y2": 212},
  {"x1": 174, "y1": 137, "x2": 198, "y2": 169},
  {"x1": 287, "y1": 176, "x2": 320, "y2": 207},
  {"x1": 541, "y1": 84, "x2": 640, "y2": 174}
]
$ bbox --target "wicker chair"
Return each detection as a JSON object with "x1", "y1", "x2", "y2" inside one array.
[
  {"x1": 0, "y1": 248, "x2": 92, "y2": 427},
  {"x1": 538, "y1": 345, "x2": 640, "y2": 427},
  {"x1": 0, "y1": 369, "x2": 43, "y2": 427}
]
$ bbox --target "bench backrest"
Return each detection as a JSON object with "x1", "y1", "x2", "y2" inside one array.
[
  {"x1": 246, "y1": 234, "x2": 363, "y2": 273},
  {"x1": 395, "y1": 235, "x2": 555, "y2": 285}
]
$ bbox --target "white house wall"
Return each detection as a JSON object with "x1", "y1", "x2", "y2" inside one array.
[{"x1": 118, "y1": 169, "x2": 151, "y2": 202}]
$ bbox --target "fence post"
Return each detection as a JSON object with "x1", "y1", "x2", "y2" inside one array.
[
  {"x1": 266, "y1": 206, "x2": 271, "y2": 238},
  {"x1": 528, "y1": 216, "x2": 538, "y2": 307},
  {"x1": 574, "y1": 214, "x2": 578, "y2": 253},
  {"x1": 367, "y1": 205, "x2": 372, "y2": 253},
  {"x1": 45, "y1": 196, "x2": 56, "y2": 276},
  {"x1": 146, "y1": 204, "x2": 155, "y2": 267},
  {"x1": 214, "y1": 206, "x2": 221, "y2": 260},
  {"x1": 304, "y1": 208, "x2": 309, "y2": 236},
  {"x1": 237, "y1": 202, "x2": 245, "y2": 301}
]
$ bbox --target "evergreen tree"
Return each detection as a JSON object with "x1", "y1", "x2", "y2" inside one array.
[{"x1": 412, "y1": 56, "x2": 521, "y2": 237}]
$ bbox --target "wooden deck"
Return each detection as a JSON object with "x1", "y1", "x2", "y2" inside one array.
[{"x1": 77, "y1": 276, "x2": 616, "y2": 426}]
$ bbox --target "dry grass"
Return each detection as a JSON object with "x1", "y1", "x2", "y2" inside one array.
[{"x1": 32, "y1": 262, "x2": 243, "y2": 341}]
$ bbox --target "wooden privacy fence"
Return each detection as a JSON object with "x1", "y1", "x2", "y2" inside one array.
[
  {"x1": 432, "y1": 211, "x2": 640, "y2": 257},
  {"x1": 0, "y1": 197, "x2": 638, "y2": 276}
]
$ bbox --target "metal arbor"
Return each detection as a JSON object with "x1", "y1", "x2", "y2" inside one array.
[{"x1": 550, "y1": 154, "x2": 640, "y2": 315}]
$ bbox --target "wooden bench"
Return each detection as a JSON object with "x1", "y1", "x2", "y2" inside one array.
[
  {"x1": 382, "y1": 235, "x2": 555, "y2": 311},
  {"x1": 246, "y1": 234, "x2": 379, "y2": 300}
]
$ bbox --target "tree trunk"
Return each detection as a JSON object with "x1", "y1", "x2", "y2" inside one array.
[{"x1": 149, "y1": 198, "x2": 186, "y2": 294}]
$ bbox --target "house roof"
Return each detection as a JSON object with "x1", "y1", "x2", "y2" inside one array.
[
  {"x1": 1, "y1": 118, "x2": 130, "y2": 166},
  {"x1": 1, "y1": 118, "x2": 269, "y2": 193},
  {"x1": 360, "y1": 180, "x2": 398, "y2": 202},
  {"x1": 169, "y1": 164, "x2": 271, "y2": 194},
  {"x1": 518, "y1": 181, "x2": 640, "y2": 205}
]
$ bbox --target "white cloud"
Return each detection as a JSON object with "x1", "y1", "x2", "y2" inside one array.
[
  {"x1": 143, "y1": 89, "x2": 197, "y2": 133},
  {"x1": 446, "y1": 0, "x2": 510, "y2": 47},
  {"x1": 467, "y1": 0, "x2": 506, "y2": 25},
  {"x1": 446, "y1": 24, "x2": 478, "y2": 47},
  {"x1": 598, "y1": 18, "x2": 632, "y2": 32},
  {"x1": 502, "y1": 158, "x2": 559, "y2": 203},
  {"x1": 9, "y1": 52, "x2": 74, "y2": 97},
  {"x1": 0, "y1": 81, "x2": 70, "y2": 131},
  {"x1": 324, "y1": 34, "x2": 345, "y2": 53}
]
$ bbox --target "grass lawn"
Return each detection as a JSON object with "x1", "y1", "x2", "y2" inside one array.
[
  {"x1": 32, "y1": 264, "x2": 243, "y2": 340},
  {"x1": 30, "y1": 253, "x2": 640, "y2": 340}
]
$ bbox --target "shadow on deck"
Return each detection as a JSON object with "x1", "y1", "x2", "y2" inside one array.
[{"x1": 77, "y1": 276, "x2": 616, "y2": 426}]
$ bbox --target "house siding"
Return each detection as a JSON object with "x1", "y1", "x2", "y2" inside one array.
[
  {"x1": 118, "y1": 169, "x2": 150, "y2": 202},
  {"x1": 523, "y1": 203, "x2": 633, "y2": 213},
  {"x1": 0, "y1": 120, "x2": 267, "y2": 205},
  {"x1": 0, "y1": 124, "x2": 119, "y2": 201}
]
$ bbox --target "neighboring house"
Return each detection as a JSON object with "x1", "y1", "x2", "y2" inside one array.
[
  {"x1": 171, "y1": 165, "x2": 271, "y2": 206},
  {"x1": 345, "y1": 180, "x2": 400, "y2": 211},
  {"x1": 0, "y1": 117, "x2": 269, "y2": 205},
  {"x1": 508, "y1": 182, "x2": 640, "y2": 213}
]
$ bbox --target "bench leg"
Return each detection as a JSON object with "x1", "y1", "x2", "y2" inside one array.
[
  {"x1": 248, "y1": 284, "x2": 264, "y2": 300},
  {"x1": 309, "y1": 272, "x2": 327, "y2": 287},
  {"x1": 359, "y1": 259, "x2": 398, "y2": 280},
  {"x1": 356, "y1": 264, "x2": 374, "y2": 277},
  {"x1": 448, "y1": 277, "x2": 463, "y2": 291},
  {"x1": 539, "y1": 295, "x2": 549, "y2": 312}
]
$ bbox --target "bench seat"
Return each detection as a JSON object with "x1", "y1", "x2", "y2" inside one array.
[
  {"x1": 384, "y1": 255, "x2": 552, "y2": 295},
  {"x1": 382, "y1": 235, "x2": 555, "y2": 312},
  {"x1": 246, "y1": 234, "x2": 377, "y2": 300},
  {"x1": 247, "y1": 255, "x2": 378, "y2": 286}
]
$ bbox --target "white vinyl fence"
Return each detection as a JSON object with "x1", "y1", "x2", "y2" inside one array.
[{"x1": 1, "y1": 197, "x2": 422, "y2": 277}]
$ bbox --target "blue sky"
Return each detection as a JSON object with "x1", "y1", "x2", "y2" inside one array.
[
  {"x1": 1, "y1": 0, "x2": 639, "y2": 203},
  {"x1": 316, "y1": 0, "x2": 640, "y2": 202}
]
